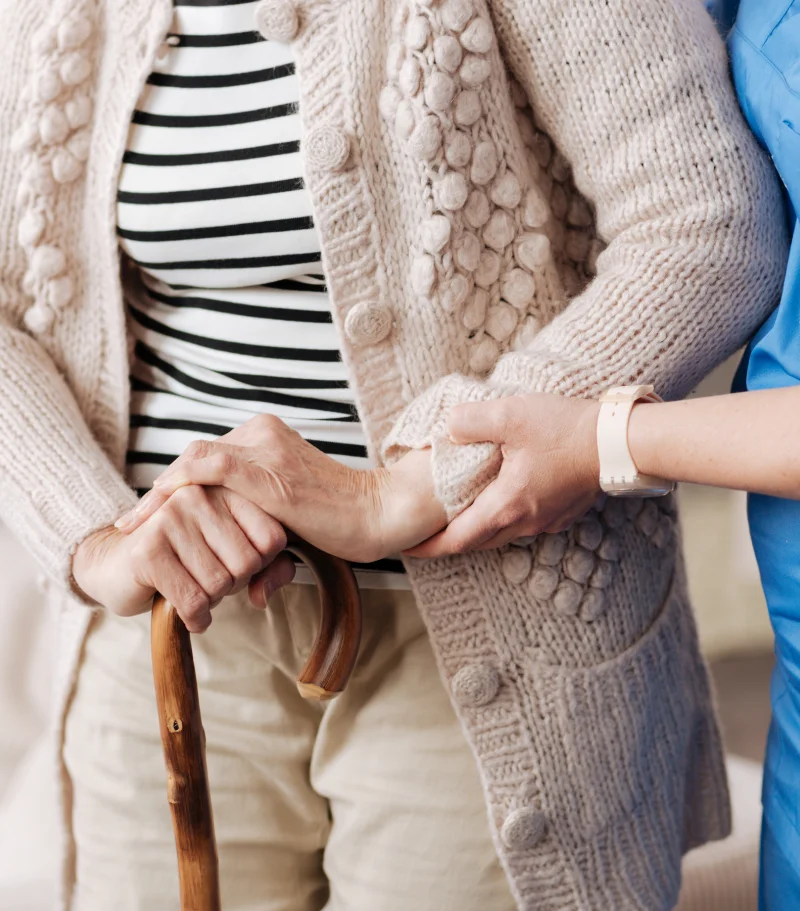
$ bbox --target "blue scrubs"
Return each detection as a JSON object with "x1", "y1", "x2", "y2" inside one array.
[{"x1": 728, "y1": 1, "x2": 800, "y2": 905}]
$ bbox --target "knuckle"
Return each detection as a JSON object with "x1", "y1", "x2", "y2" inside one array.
[
  {"x1": 254, "y1": 413, "x2": 281, "y2": 433},
  {"x1": 254, "y1": 522, "x2": 288, "y2": 558},
  {"x1": 268, "y1": 523, "x2": 288, "y2": 553},
  {"x1": 184, "y1": 439, "x2": 211, "y2": 461},
  {"x1": 496, "y1": 504, "x2": 523, "y2": 528},
  {"x1": 210, "y1": 451, "x2": 237, "y2": 477},
  {"x1": 249, "y1": 413, "x2": 282, "y2": 444},
  {"x1": 527, "y1": 498, "x2": 544, "y2": 523},
  {"x1": 174, "y1": 484, "x2": 206, "y2": 507},
  {"x1": 133, "y1": 532, "x2": 161, "y2": 563},
  {"x1": 207, "y1": 570, "x2": 234, "y2": 599},
  {"x1": 232, "y1": 551, "x2": 262, "y2": 581},
  {"x1": 181, "y1": 589, "x2": 210, "y2": 619}
]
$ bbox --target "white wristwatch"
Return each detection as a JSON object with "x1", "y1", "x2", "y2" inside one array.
[{"x1": 596, "y1": 385, "x2": 675, "y2": 497}]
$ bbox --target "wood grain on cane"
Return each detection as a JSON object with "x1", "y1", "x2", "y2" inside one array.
[
  {"x1": 151, "y1": 539, "x2": 362, "y2": 909},
  {"x1": 151, "y1": 594, "x2": 221, "y2": 911}
]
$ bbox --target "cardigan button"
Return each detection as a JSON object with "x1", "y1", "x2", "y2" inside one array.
[
  {"x1": 344, "y1": 301, "x2": 393, "y2": 346},
  {"x1": 451, "y1": 664, "x2": 499, "y2": 708},
  {"x1": 501, "y1": 546, "x2": 532, "y2": 584},
  {"x1": 501, "y1": 807, "x2": 547, "y2": 850},
  {"x1": 304, "y1": 126, "x2": 352, "y2": 172},
  {"x1": 254, "y1": 0, "x2": 300, "y2": 43}
]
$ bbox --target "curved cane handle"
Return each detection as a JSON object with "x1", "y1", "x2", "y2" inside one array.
[
  {"x1": 151, "y1": 538, "x2": 362, "y2": 910},
  {"x1": 284, "y1": 531, "x2": 362, "y2": 701}
]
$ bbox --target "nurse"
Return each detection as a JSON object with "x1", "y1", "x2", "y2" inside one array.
[
  {"x1": 730, "y1": 3, "x2": 800, "y2": 905},
  {"x1": 405, "y1": 2, "x2": 800, "y2": 905}
]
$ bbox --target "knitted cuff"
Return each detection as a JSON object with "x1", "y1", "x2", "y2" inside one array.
[
  {"x1": 383, "y1": 374, "x2": 503, "y2": 520},
  {"x1": 59, "y1": 473, "x2": 140, "y2": 607}
]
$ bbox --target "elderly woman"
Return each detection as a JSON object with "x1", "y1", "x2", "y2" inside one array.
[{"x1": 0, "y1": 0, "x2": 786, "y2": 908}]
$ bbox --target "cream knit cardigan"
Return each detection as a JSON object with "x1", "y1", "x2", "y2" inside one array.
[{"x1": 0, "y1": 0, "x2": 788, "y2": 907}]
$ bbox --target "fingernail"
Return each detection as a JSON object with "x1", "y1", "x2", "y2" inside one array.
[
  {"x1": 114, "y1": 514, "x2": 132, "y2": 529},
  {"x1": 263, "y1": 581, "x2": 274, "y2": 604}
]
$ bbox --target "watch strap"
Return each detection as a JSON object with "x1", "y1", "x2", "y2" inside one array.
[{"x1": 596, "y1": 385, "x2": 675, "y2": 496}]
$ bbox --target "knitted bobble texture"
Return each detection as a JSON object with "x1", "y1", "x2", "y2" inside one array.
[
  {"x1": 474, "y1": 249, "x2": 500, "y2": 288},
  {"x1": 381, "y1": 0, "x2": 562, "y2": 370},
  {"x1": 501, "y1": 546, "x2": 532, "y2": 584},
  {"x1": 437, "y1": 171, "x2": 469, "y2": 210},
  {"x1": 16, "y1": 0, "x2": 98, "y2": 333},
  {"x1": 434, "y1": 35, "x2": 462, "y2": 73},
  {"x1": 477, "y1": 506, "x2": 665, "y2": 626},
  {"x1": 484, "y1": 303, "x2": 518, "y2": 341},
  {"x1": 17, "y1": 210, "x2": 46, "y2": 248},
  {"x1": 441, "y1": 0, "x2": 473, "y2": 32},
  {"x1": 409, "y1": 116, "x2": 442, "y2": 160},
  {"x1": 23, "y1": 303, "x2": 55, "y2": 334}
]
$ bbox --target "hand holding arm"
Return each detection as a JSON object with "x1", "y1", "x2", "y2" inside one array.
[
  {"x1": 408, "y1": 394, "x2": 600, "y2": 556},
  {"x1": 411, "y1": 386, "x2": 800, "y2": 557}
]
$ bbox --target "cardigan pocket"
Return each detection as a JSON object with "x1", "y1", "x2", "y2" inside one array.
[{"x1": 527, "y1": 575, "x2": 707, "y2": 851}]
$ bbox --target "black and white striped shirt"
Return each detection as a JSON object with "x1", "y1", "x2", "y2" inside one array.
[{"x1": 118, "y1": 0, "x2": 404, "y2": 584}]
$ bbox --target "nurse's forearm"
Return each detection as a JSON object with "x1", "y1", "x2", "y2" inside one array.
[{"x1": 628, "y1": 388, "x2": 800, "y2": 498}]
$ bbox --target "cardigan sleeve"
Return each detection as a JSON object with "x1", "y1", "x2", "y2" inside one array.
[
  {"x1": 0, "y1": 317, "x2": 139, "y2": 598},
  {"x1": 384, "y1": 0, "x2": 788, "y2": 520},
  {"x1": 0, "y1": 1, "x2": 138, "y2": 599}
]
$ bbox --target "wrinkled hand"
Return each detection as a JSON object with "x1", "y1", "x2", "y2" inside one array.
[
  {"x1": 407, "y1": 393, "x2": 601, "y2": 557},
  {"x1": 74, "y1": 486, "x2": 293, "y2": 632},
  {"x1": 115, "y1": 414, "x2": 445, "y2": 564}
]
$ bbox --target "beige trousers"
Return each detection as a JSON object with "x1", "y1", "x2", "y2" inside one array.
[{"x1": 63, "y1": 583, "x2": 515, "y2": 911}]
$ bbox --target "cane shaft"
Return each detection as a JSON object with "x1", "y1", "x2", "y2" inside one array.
[
  {"x1": 151, "y1": 537, "x2": 362, "y2": 910},
  {"x1": 151, "y1": 595, "x2": 220, "y2": 911}
]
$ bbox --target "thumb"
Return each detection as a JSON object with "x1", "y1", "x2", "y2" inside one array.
[{"x1": 448, "y1": 399, "x2": 505, "y2": 445}]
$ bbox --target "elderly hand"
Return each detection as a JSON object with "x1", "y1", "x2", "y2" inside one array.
[
  {"x1": 73, "y1": 486, "x2": 293, "y2": 633},
  {"x1": 114, "y1": 414, "x2": 446, "y2": 564},
  {"x1": 406, "y1": 393, "x2": 601, "y2": 557}
]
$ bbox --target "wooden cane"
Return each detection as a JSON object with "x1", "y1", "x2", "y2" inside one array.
[{"x1": 151, "y1": 535, "x2": 361, "y2": 911}]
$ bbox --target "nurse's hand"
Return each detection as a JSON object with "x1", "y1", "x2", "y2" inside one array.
[
  {"x1": 113, "y1": 414, "x2": 447, "y2": 565},
  {"x1": 407, "y1": 393, "x2": 601, "y2": 556},
  {"x1": 73, "y1": 486, "x2": 293, "y2": 633}
]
